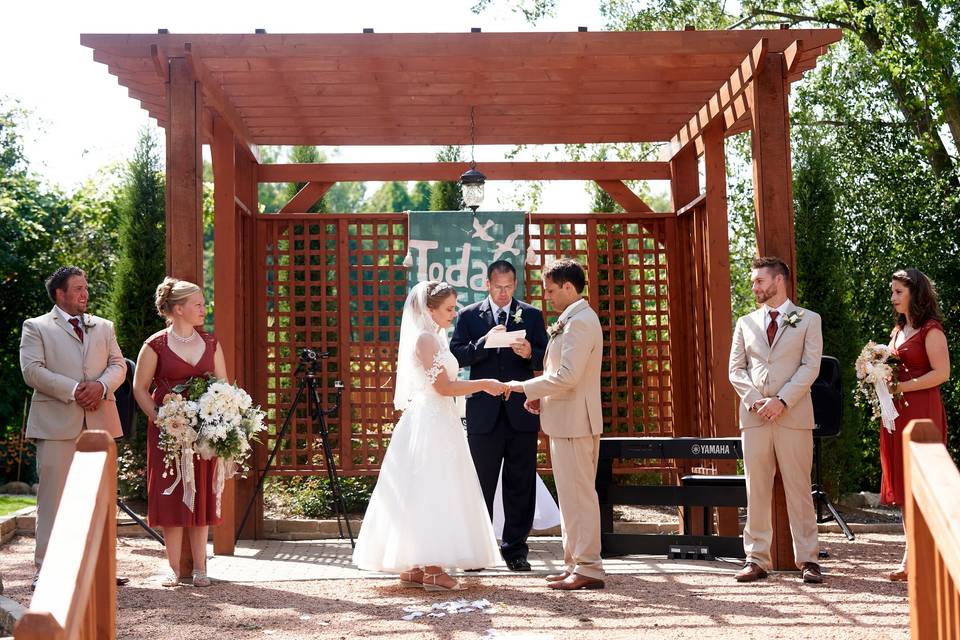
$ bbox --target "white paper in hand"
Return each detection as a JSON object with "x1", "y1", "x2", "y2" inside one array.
[{"x1": 484, "y1": 329, "x2": 526, "y2": 349}]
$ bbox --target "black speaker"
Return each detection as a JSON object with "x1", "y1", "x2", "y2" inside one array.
[
  {"x1": 811, "y1": 355, "x2": 842, "y2": 438},
  {"x1": 114, "y1": 358, "x2": 138, "y2": 440}
]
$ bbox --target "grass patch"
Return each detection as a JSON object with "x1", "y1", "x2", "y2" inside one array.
[{"x1": 0, "y1": 495, "x2": 36, "y2": 516}]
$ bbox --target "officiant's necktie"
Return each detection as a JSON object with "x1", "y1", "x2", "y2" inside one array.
[
  {"x1": 69, "y1": 317, "x2": 84, "y2": 343},
  {"x1": 766, "y1": 310, "x2": 779, "y2": 346},
  {"x1": 497, "y1": 309, "x2": 508, "y2": 326}
]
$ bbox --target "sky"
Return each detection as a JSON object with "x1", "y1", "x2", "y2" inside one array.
[{"x1": 2, "y1": 0, "x2": 611, "y2": 211}]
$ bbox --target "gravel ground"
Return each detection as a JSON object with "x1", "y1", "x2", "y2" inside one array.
[{"x1": 1, "y1": 531, "x2": 910, "y2": 640}]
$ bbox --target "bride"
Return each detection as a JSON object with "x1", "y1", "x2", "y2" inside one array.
[{"x1": 352, "y1": 280, "x2": 508, "y2": 591}]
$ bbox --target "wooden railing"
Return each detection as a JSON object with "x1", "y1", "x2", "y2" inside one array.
[
  {"x1": 14, "y1": 431, "x2": 117, "y2": 640},
  {"x1": 904, "y1": 418, "x2": 960, "y2": 639}
]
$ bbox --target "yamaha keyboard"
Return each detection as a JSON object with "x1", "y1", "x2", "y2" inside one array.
[{"x1": 596, "y1": 436, "x2": 746, "y2": 560}]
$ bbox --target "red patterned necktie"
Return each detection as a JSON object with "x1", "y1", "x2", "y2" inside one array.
[
  {"x1": 766, "y1": 310, "x2": 779, "y2": 346},
  {"x1": 68, "y1": 317, "x2": 84, "y2": 343}
]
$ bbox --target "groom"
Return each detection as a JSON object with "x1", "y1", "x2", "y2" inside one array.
[
  {"x1": 507, "y1": 259, "x2": 605, "y2": 590},
  {"x1": 728, "y1": 256, "x2": 824, "y2": 584},
  {"x1": 451, "y1": 260, "x2": 548, "y2": 572}
]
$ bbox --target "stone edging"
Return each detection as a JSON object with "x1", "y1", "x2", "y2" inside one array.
[
  {"x1": 0, "y1": 506, "x2": 37, "y2": 545},
  {"x1": 5, "y1": 511, "x2": 905, "y2": 541},
  {"x1": 0, "y1": 595, "x2": 26, "y2": 636}
]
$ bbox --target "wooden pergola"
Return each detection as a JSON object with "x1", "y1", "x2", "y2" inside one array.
[{"x1": 82, "y1": 29, "x2": 841, "y2": 570}]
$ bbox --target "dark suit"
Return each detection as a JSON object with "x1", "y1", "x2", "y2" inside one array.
[{"x1": 450, "y1": 297, "x2": 548, "y2": 562}]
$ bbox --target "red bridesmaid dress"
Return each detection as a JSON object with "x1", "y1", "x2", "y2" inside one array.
[
  {"x1": 879, "y1": 320, "x2": 949, "y2": 506},
  {"x1": 145, "y1": 329, "x2": 223, "y2": 527}
]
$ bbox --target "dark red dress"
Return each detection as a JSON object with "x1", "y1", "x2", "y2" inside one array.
[
  {"x1": 146, "y1": 329, "x2": 223, "y2": 527},
  {"x1": 879, "y1": 320, "x2": 949, "y2": 506}
]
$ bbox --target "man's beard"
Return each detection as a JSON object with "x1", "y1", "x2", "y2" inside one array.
[{"x1": 754, "y1": 284, "x2": 777, "y2": 304}]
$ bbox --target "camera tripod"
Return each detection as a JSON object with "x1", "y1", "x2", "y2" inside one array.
[{"x1": 237, "y1": 350, "x2": 354, "y2": 546}]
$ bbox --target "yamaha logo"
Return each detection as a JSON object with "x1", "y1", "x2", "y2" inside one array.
[
  {"x1": 696, "y1": 444, "x2": 732, "y2": 455},
  {"x1": 690, "y1": 444, "x2": 701, "y2": 455}
]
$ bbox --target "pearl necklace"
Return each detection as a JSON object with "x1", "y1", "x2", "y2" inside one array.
[{"x1": 169, "y1": 328, "x2": 198, "y2": 344}]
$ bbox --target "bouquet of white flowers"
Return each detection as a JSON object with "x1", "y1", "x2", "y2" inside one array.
[
  {"x1": 157, "y1": 374, "x2": 267, "y2": 515},
  {"x1": 155, "y1": 392, "x2": 201, "y2": 511},
  {"x1": 854, "y1": 341, "x2": 903, "y2": 433}
]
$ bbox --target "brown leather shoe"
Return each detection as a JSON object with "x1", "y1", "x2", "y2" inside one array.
[
  {"x1": 887, "y1": 566, "x2": 908, "y2": 582},
  {"x1": 546, "y1": 570, "x2": 571, "y2": 582},
  {"x1": 734, "y1": 562, "x2": 768, "y2": 582},
  {"x1": 547, "y1": 573, "x2": 605, "y2": 590},
  {"x1": 801, "y1": 562, "x2": 823, "y2": 584}
]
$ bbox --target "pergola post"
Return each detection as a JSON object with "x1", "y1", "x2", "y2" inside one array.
[
  {"x1": 702, "y1": 122, "x2": 738, "y2": 535},
  {"x1": 211, "y1": 116, "x2": 237, "y2": 555},
  {"x1": 667, "y1": 146, "x2": 700, "y2": 534},
  {"x1": 165, "y1": 57, "x2": 204, "y2": 282},
  {"x1": 667, "y1": 146, "x2": 699, "y2": 443},
  {"x1": 750, "y1": 51, "x2": 798, "y2": 570},
  {"x1": 234, "y1": 148, "x2": 262, "y2": 541},
  {"x1": 165, "y1": 55, "x2": 203, "y2": 577}
]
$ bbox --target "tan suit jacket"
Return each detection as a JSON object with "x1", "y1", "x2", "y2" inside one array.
[
  {"x1": 20, "y1": 308, "x2": 126, "y2": 440},
  {"x1": 728, "y1": 302, "x2": 822, "y2": 430},
  {"x1": 522, "y1": 299, "x2": 604, "y2": 437}
]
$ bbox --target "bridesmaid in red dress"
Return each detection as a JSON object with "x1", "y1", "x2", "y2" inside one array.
[
  {"x1": 132, "y1": 277, "x2": 228, "y2": 587},
  {"x1": 881, "y1": 268, "x2": 950, "y2": 582}
]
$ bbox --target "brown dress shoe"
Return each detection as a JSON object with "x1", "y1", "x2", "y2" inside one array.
[
  {"x1": 734, "y1": 562, "x2": 768, "y2": 582},
  {"x1": 546, "y1": 570, "x2": 571, "y2": 582},
  {"x1": 801, "y1": 562, "x2": 823, "y2": 584},
  {"x1": 547, "y1": 573, "x2": 605, "y2": 590},
  {"x1": 886, "y1": 567, "x2": 908, "y2": 582}
]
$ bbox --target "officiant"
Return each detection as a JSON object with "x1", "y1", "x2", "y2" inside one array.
[{"x1": 451, "y1": 260, "x2": 549, "y2": 572}]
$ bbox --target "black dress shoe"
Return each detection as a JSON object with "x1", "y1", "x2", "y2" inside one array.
[
  {"x1": 464, "y1": 568, "x2": 484, "y2": 572},
  {"x1": 116, "y1": 576, "x2": 130, "y2": 586},
  {"x1": 505, "y1": 557, "x2": 532, "y2": 572}
]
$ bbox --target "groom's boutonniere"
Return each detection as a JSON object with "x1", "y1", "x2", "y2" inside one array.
[
  {"x1": 81, "y1": 314, "x2": 96, "y2": 330},
  {"x1": 547, "y1": 319, "x2": 565, "y2": 339},
  {"x1": 783, "y1": 310, "x2": 804, "y2": 328},
  {"x1": 511, "y1": 307, "x2": 524, "y2": 325}
]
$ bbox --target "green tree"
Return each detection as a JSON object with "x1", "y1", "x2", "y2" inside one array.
[
  {"x1": 109, "y1": 130, "x2": 167, "y2": 498},
  {"x1": 287, "y1": 146, "x2": 327, "y2": 213},
  {"x1": 110, "y1": 131, "x2": 166, "y2": 356},
  {"x1": 793, "y1": 136, "x2": 865, "y2": 494},
  {"x1": 361, "y1": 181, "x2": 415, "y2": 212},
  {"x1": 409, "y1": 181, "x2": 433, "y2": 210},
  {"x1": 430, "y1": 145, "x2": 463, "y2": 211}
]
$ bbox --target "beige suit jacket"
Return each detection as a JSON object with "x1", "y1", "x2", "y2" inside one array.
[
  {"x1": 522, "y1": 299, "x2": 604, "y2": 437},
  {"x1": 20, "y1": 308, "x2": 126, "y2": 440},
  {"x1": 728, "y1": 301, "x2": 823, "y2": 430}
]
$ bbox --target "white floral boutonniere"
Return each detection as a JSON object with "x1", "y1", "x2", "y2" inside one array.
[
  {"x1": 547, "y1": 319, "x2": 565, "y2": 339},
  {"x1": 81, "y1": 314, "x2": 97, "y2": 330},
  {"x1": 783, "y1": 310, "x2": 804, "y2": 328},
  {"x1": 511, "y1": 307, "x2": 524, "y2": 325}
]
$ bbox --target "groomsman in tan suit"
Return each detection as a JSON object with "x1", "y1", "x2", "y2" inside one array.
[
  {"x1": 507, "y1": 259, "x2": 605, "y2": 590},
  {"x1": 728, "y1": 256, "x2": 824, "y2": 584},
  {"x1": 19, "y1": 266, "x2": 126, "y2": 585}
]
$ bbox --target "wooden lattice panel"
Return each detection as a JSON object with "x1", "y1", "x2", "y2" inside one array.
[
  {"x1": 256, "y1": 218, "x2": 343, "y2": 474},
  {"x1": 255, "y1": 212, "x2": 673, "y2": 477},
  {"x1": 525, "y1": 215, "x2": 674, "y2": 475}
]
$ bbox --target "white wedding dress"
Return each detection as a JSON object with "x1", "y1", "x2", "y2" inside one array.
[{"x1": 352, "y1": 296, "x2": 500, "y2": 573}]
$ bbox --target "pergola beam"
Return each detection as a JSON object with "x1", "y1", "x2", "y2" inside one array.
[
  {"x1": 183, "y1": 43, "x2": 259, "y2": 162},
  {"x1": 257, "y1": 161, "x2": 672, "y2": 183},
  {"x1": 595, "y1": 180, "x2": 654, "y2": 212},
  {"x1": 661, "y1": 38, "x2": 769, "y2": 161},
  {"x1": 278, "y1": 182, "x2": 333, "y2": 213}
]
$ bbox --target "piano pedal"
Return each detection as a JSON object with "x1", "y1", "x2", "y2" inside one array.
[{"x1": 668, "y1": 545, "x2": 714, "y2": 561}]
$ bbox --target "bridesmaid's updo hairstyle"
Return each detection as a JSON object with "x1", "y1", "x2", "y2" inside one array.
[
  {"x1": 424, "y1": 281, "x2": 456, "y2": 309},
  {"x1": 155, "y1": 277, "x2": 202, "y2": 324},
  {"x1": 892, "y1": 268, "x2": 944, "y2": 329}
]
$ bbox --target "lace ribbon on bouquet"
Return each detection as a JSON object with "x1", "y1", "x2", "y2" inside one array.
[
  {"x1": 163, "y1": 446, "x2": 197, "y2": 512},
  {"x1": 874, "y1": 382, "x2": 899, "y2": 433},
  {"x1": 212, "y1": 458, "x2": 238, "y2": 518}
]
